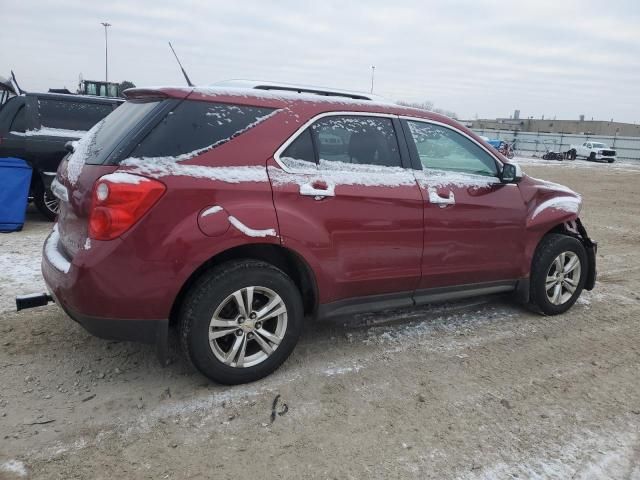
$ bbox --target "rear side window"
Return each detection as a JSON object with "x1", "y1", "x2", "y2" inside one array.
[
  {"x1": 83, "y1": 100, "x2": 161, "y2": 165},
  {"x1": 38, "y1": 99, "x2": 114, "y2": 131},
  {"x1": 130, "y1": 101, "x2": 275, "y2": 158},
  {"x1": 311, "y1": 116, "x2": 401, "y2": 168}
]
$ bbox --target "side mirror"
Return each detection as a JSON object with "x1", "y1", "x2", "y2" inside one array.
[
  {"x1": 64, "y1": 141, "x2": 75, "y2": 153},
  {"x1": 501, "y1": 162, "x2": 522, "y2": 184}
]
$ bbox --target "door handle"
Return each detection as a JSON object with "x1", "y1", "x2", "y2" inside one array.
[
  {"x1": 300, "y1": 181, "x2": 335, "y2": 199},
  {"x1": 428, "y1": 188, "x2": 455, "y2": 207}
]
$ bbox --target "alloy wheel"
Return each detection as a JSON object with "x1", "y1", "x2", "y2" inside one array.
[
  {"x1": 545, "y1": 251, "x2": 581, "y2": 305},
  {"x1": 208, "y1": 286, "x2": 288, "y2": 368}
]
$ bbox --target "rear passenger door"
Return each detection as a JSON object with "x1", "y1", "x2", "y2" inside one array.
[{"x1": 268, "y1": 113, "x2": 424, "y2": 305}]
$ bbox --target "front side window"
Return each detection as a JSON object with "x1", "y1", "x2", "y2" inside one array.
[
  {"x1": 131, "y1": 101, "x2": 275, "y2": 159},
  {"x1": 38, "y1": 99, "x2": 114, "y2": 131},
  {"x1": 407, "y1": 121, "x2": 498, "y2": 177},
  {"x1": 311, "y1": 116, "x2": 401, "y2": 168}
]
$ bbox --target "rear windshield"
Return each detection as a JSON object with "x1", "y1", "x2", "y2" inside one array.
[
  {"x1": 84, "y1": 100, "x2": 160, "y2": 165},
  {"x1": 129, "y1": 100, "x2": 275, "y2": 159}
]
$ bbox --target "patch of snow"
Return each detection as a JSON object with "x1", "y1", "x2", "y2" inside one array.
[
  {"x1": 0, "y1": 225, "x2": 48, "y2": 313},
  {"x1": 465, "y1": 428, "x2": 638, "y2": 480},
  {"x1": 121, "y1": 159, "x2": 269, "y2": 183},
  {"x1": 190, "y1": 85, "x2": 395, "y2": 107},
  {"x1": 228, "y1": 216, "x2": 277, "y2": 238},
  {"x1": 44, "y1": 225, "x2": 70, "y2": 274},
  {"x1": 101, "y1": 172, "x2": 150, "y2": 185},
  {"x1": 528, "y1": 176, "x2": 580, "y2": 196},
  {"x1": 11, "y1": 127, "x2": 86, "y2": 138},
  {"x1": 66, "y1": 119, "x2": 105, "y2": 185},
  {"x1": 0, "y1": 460, "x2": 27, "y2": 477},
  {"x1": 416, "y1": 168, "x2": 497, "y2": 189},
  {"x1": 531, "y1": 196, "x2": 581, "y2": 219},
  {"x1": 201, "y1": 205, "x2": 223, "y2": 217},
  {"x1": 323, "y1": 365, "x2": 363, "y2": 376},
  {"x1": 299, "y1": 181, "x2": 336, "y2": 197},
  {"x1": 122, "y1": 109, "x2": 280, "y2": 168},
  {"x1": 84, "y1": 238, "x2": 91, "y2": 250},
  {"x1": 269, "y1": 161, "x2": 416, "y2": 190}
]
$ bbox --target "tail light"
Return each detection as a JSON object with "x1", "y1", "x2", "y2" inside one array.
[{"x1": 89, "y1": 173, "x2": 166, "y2": 240}]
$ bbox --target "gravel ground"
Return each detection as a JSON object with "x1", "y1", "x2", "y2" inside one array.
[{"x1": 1, "y1": 158, "x2": 639, "y2": 479}]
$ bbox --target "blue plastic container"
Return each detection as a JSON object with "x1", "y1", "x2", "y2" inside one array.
[{"x1": 0, "y1": 157, "x2": 32, "y2": 232}]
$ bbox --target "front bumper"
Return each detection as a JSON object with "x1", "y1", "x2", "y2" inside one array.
[{"x1": 576, "y1": 219, "x2": 597, "y2": 290}]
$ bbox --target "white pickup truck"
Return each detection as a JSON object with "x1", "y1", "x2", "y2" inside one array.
[{"x1": 569, "y1": 142, "x2": 616, "y2": 163}]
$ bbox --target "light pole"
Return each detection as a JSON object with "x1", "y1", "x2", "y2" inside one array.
[
  {"x1": 370, "y1": 65, "x2": 375, "y2": 94},
  {"x1": 100, "y1": 22, "x2": 111, "y2": 82}
]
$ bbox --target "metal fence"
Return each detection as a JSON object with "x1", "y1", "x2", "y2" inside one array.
[{"x1": 471, "y1": 129, "x2": 640, "y2": 162}]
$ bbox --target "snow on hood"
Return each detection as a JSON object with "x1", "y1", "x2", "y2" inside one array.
[{"x1": 521, "y1": 174, "x2": 583, "y2": 222}]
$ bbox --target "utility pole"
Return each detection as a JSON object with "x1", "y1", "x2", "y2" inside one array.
[
  {"x1": 100, "y1": 22, "x2": 112, "y2": 82},
  {"x1": 370, "y1": 66, "x2": 375, "y2": 94}
]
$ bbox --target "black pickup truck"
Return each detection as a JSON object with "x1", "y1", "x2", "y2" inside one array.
[{"x1": 0, "y1": 92, "x2": 122, "y2": 219}]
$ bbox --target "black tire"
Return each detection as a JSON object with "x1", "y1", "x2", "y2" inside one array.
[
  {"x1": 589, "y1": 152, "x2": 596, "y2": 162},
  {"x1": 530, "y1": 234, "x2": 588, "y2": 315},
  {"x1": 34, "y1": 181, "x2": 58, "y2": 221},
  {"x1": 608, "y1": 159, "x2": 615, "y2": 163},
  {"x1": 179, "y1": 259, "x2": 303, "y2": 384}
]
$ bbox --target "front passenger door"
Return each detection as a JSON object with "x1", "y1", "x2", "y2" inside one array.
[{"x1": 403, "y1": 119, "x2": 527, "y2": 290}]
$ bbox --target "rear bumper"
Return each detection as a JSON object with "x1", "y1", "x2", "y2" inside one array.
[{"x1": 42, "y1": 228, "x2": 171, "y2": 362}]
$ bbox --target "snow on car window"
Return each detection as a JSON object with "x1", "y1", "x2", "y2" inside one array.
[
  {"x1": 311, "y1": 116, "x2": 401, "y2": 168},
  {"x1": 130, "y1": 101, "x2": 277, "y2": 159}
]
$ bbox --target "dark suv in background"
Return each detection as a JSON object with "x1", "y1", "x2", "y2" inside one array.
[{"x1": 0, "y1": 92, "x2": 122, "y2": 219}]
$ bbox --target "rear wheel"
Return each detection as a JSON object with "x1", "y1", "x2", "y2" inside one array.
[
  {"x1": 180, "y1": 260, "x2": 303, "y2": 384},
  {"x1": 608, "y1": 159, "x2": 615, "y2": 163},
  {"x1": 530, "y1": 234, "x2": 587, "y2": 315},
  {"x1": 34, "y1": 181, "x2": 58, "y2": 221}
]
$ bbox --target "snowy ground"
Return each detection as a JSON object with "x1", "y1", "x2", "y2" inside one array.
[
  {"x1": 0, "y1": 208, "x2": 49, "y2": 314},
  {"x1": 1, "y1": 162, "x2": 639, "y2": 479}
]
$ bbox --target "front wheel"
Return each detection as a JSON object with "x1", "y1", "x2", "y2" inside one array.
[
  {"x1": 530, "y1": 234, "x2": 587, "y2": 315},
  {"x1": 180, "y1": 260, "x2": 303, "y2": 384}
]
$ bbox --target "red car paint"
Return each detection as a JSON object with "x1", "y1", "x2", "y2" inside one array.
[{"x1": 41, "y1": 86, "x2": 586, "y2": 347}]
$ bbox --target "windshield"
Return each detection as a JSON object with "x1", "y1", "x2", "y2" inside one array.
[{"x1": 591, "y1": 142, "x2": 607, "y2": 148}]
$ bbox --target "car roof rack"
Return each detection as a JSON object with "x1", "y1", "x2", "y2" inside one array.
[{"x1": 212, "y1": 79, "x2": 382, "y2": 101}]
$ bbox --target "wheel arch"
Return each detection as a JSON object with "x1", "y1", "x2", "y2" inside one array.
[
  {"x1": 169, "y1": 243, "x2": 319, "y2": 326},
  {"x1": 521, "y1": 216, "x2": 596, "y2": 303}
]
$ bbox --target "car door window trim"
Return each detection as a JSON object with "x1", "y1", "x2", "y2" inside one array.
[{"x1": 274, "y1": 111, "x2": 413, "y2": 173}]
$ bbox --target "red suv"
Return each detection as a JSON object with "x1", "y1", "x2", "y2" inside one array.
[{"x1": 38, "y1": 82, "x2": 597, "y2": 384}]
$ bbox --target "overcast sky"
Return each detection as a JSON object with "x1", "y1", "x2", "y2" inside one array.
[{"x1": 2, "y1": 0, "x2": 638, "y2": 122}]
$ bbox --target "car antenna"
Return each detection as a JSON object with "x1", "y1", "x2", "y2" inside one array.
[
  {"x1": 168, "y1": 42, "x2": 194, "y2": 87},
  {"x1": 10, "y1": 70, "x2": 25, "y2": 94}
]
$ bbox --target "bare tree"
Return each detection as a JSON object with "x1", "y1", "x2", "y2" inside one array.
[{"x1": 397, "y1": 100, "x2": 457, "y2": 119}]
